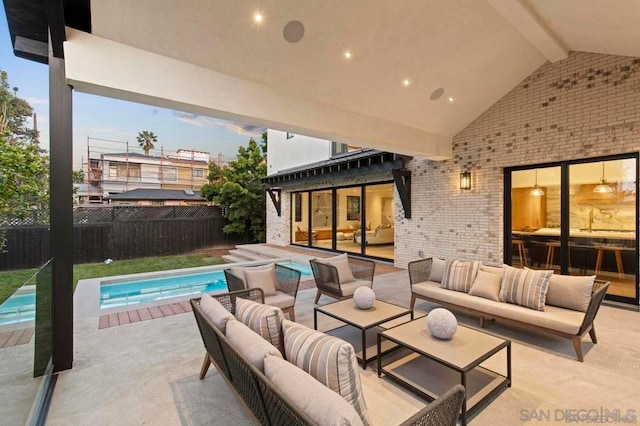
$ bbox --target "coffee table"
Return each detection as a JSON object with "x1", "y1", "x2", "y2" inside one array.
[
  {"x1": 314, "y1": 299, "x2": 413, "y2": 369},
  {"x1": 377, "y1": 319, "x2": 511, "y2": 425}
]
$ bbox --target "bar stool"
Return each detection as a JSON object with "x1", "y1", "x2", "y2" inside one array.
[
  {"x1": 513, "y1": 239, "x2": 527, "y2": 267},
  {"x1": 545, "y1": 241, "x2": 560, "y2": 269},
  {"x1": 594, "y1": 245, "x2": 625, "y2": 279},
  {"x1": 545, "y1": 241, "x2": 572, "y2": 271}
]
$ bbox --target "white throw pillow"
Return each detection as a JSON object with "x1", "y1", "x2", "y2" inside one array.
[
  {"x1": 243, "y1": 264, "x2": 278, "y2": 296},
  {"x1": 469, "y1": 270, "x2": 501, "y2": 301},
  {"x1": 199, "y1": 293, "x2": 234, "y2": 334},
  {"x1": 264, "y1": 356, "x2": 364, "y2": 426},
  {"x1": 428, "y1": 257, "x2": 446, "y2": 283},
  {"x1": 226, "y1": 319, "x2": 282, "y2": 372},
  {"x1": 546, "y1": 274, "x2": 595, "y2": 312},
  {"x1": 480, "y1": 263, "x2": 504, "y2": 278},
  {"x1": 318, "y1": 253, "x2": 356, "y2": 283}
]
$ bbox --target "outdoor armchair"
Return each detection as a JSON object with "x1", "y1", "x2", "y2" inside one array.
[
  {"x1": 224, "y1": 263, "x2": 301, "y2": 321},
  {"x1": 310, "y1": 253, "x2": 375, "y2": 303}
]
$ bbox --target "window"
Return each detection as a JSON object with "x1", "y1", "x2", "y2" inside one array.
[
  {"x1": 192, "y1": 168, "x2": 205, "y2": 178},
  {"x1": 109, "y1": 166, "x2": 118, "y2": 180},
  {"x1": 160, "y1": 166, "x2": 178, "y2": 182},
  {"x1": 151, "y1": 201, "x2": 164, "y2": 206},
  {"x1": 286, "y1": 132, "x2": 294, "y2": 139}
]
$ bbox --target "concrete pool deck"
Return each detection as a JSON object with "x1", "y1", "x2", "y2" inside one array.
[{"x1": 47, "y1": 262, "x2": 640, "y2": 425}]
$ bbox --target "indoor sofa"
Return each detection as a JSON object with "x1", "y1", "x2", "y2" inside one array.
[
  {"x1": 191, "y1": 288, "x2": 465, "y2": 426},
  {"x1": 408, "y1": 257, "x2": 610, "y2": 362},
  {"x1": 355, "y1": 225, "x2": 394, "y2": 245}
]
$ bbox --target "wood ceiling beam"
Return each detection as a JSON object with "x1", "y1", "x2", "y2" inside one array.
[{"x1": 486, "y1": 0, "x2": 568, "y2": 62}]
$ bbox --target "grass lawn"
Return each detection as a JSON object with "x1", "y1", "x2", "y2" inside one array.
[{"x1": 0, "y1": 253, "x2": 225, "y2": 305}]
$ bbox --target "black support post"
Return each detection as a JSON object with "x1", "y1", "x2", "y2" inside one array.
[{"x1": 49, "y1": 39, "x2": 74, "y2": 372}]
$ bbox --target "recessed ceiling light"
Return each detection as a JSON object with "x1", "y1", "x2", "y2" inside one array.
[
  {"x1": 344, "y1": 50, "x2": 353, "y2": 59},
  {"x1": 254, "y1": 13, "x2": 264, "y2": 23},
  {"x1": 402, "y1": 79, "x2": 411, "y2": 87},
  {"x1": 448, "y1": 96, "x2": 455, "y2": 103},
  {"x1": 283, "y1": 20, "x2": 305, "y2": 43}
]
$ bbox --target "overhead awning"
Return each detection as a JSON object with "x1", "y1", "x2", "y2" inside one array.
[{"x1": 263, "y1": 149, "x2": 413, "y2": 218}]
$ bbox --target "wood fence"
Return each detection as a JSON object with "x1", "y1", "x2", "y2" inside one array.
[{"x1": 0, "y1": 206, "x2": 247, "y2": 271}]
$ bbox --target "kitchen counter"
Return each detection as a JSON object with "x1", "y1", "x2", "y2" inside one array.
[{"x1": 513, "y1": 228, "x2": 635, "y2": 240}]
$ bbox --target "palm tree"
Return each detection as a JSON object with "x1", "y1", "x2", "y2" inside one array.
[{"x1": 136, "y1": 130, "x2": 157, "y2": 155}]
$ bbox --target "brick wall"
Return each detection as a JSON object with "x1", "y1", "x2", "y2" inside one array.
[{"x1": 396, "y1": 52, "x2": 640, "y2": 267}]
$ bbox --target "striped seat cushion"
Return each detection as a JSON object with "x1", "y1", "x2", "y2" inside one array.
[
  {"x1": 499, "y1": 266, "x2": 553, "y2": 311},
  {"x1": 440, "y1": 259, "x2": 480, "y2": 293},
  {"x1": 235, "y1": 297, "x2": 285, "y2": 354},
  {"x1": 281, "y1": 320, "x2": 369, "y2": 425}
]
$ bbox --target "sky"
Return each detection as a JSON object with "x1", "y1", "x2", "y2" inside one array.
[{"x1": 0, "y1": 3, "x2": 265, "y2": 170}]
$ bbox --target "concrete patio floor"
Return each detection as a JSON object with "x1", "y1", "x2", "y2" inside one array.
[{"x1": 44, "y1": 248, "x2": 640, "y2": 425}]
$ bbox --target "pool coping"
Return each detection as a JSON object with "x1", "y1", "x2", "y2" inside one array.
[{"x1": 74, "y1": 258, "x2": 297, "y2": 321}]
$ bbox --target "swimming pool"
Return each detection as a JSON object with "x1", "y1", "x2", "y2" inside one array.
[
  {"x1": 0, "y1": 290, "x2": 36, "y2": 325},
  {"x1": 100, "y1": 261, "x2": 313, "y2": 308}
]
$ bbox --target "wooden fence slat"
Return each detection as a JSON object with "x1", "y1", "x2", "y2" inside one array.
[{"x1": 1, "y1": 206, "x2": 248, "y2": 271}]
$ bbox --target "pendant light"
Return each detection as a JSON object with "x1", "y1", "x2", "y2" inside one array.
[
  {"x1": 531, "y1": 170, "x2": 544, "y2": 196},
  {"x1": 593, "y1": 162, "x2": 613, "y2": 193}
]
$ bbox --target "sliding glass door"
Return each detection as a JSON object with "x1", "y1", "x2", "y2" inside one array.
[
  {"x1": 506, "y1": 154, "x2": 639, "y2": 305},
  {"x1": 290, "y1": 182, "x2": 395, "y2": 260}
]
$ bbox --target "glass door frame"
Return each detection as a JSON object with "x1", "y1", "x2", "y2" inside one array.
[
  {"x1": 504, "y1": 153, "x2": 639, "y2": 305},
  {"x1": 289, "y1": 180, "x2": 394, "y2": 262}
]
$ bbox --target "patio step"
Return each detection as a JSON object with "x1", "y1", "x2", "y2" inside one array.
[
  {"x1": 221, "y1": 254, "x2": 248, "y2": 263},
  {"x1": 227, "y1": 249, "x2": 272, "y2": 262},
  {"x1": 233, "y1": 244, "x2": 281, "y2": 259}
]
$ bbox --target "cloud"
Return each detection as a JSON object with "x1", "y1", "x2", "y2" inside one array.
[
  {"x1": 173, "y1": 111, "x2": 266, "y2": 136},
  {"x1": 25, "y1": 97, "x2": 49, "y2": 106}
]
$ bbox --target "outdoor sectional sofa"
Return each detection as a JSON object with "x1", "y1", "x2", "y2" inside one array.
[
  {"x1": 408, "y1": 257, "x2": 610, "y2": 362},
  {"x1": 191, "y1": 288, "x2": 465, "y2": 426}
]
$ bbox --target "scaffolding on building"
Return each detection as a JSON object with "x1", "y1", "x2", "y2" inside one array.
[{"x1": 82, "y1": 136, "x2": 217, "y2": 204}]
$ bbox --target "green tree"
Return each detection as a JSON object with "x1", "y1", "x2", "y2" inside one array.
[
  {"x1": 136, "y1": 130, "x2": 157, "y2": 155},
  {"x1": 72, "y1": 170, "x2": 84, "y2": 184},
  {"x1": 0, "y1": 70, "x2": 49, "y2": 251},
  {"x1": 200, "y1": 136, "x2": 267, "y2": 242}
]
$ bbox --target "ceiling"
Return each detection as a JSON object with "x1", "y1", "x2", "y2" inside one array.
[{"x1": 6, "y1": 0, "x2": 640, "y2": 159}]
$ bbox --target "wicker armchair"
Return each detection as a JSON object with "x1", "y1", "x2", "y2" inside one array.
[
  {"x1": 310, "y1": 254, "x2": 375, "y2": 304},
  {"x1": 224, "y1": 264, "x2": 301, "y2": 321}
]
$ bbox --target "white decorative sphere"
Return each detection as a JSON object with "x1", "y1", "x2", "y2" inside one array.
[
  {"x1": 426, "y1": 308, "x2": 458, "y2": 340},
  {"x1": 353, "y1": 286, "x2": 376, "y2": 310}
]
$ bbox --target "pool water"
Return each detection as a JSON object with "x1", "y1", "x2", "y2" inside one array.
[
  {"x1": 100, "y1": 262, "x2": 313, "y2": 308},
  {"x1": 0, "y1": 291, "x2": 36, "y2": 325}
]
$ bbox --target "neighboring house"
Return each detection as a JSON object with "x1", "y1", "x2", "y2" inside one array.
[
  {"x1": 86, "y1": 150, "x2": 210, "y2": 203},
  {"x1": 264, "y1": 131, "x2": 401, "y2": 262},
  {"x1": 103, "y1": 188, "x2": 208, "y2": 206}
]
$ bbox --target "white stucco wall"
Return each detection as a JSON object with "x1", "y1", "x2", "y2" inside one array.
[{"x1": 267, "y1": 130, "x2": 333, "y2": 175}]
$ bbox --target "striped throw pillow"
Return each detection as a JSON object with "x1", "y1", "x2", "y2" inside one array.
[
  {"x1": 282, "y1": 320, "x2": 369, "y2": 425},
  {"x1": 440, "y1": 259, "x2": 480, "y2": 293},
  {"x1": 499, "y1": 266, "x2": 553, "y2": 311},
  {"x1": 235, "y1": 297, "x2": 285, "y2": 354}
]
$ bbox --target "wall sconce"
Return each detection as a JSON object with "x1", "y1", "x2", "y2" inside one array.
[{"x1": 460, "y1": 171, "x2": 471, "y2": 190}]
